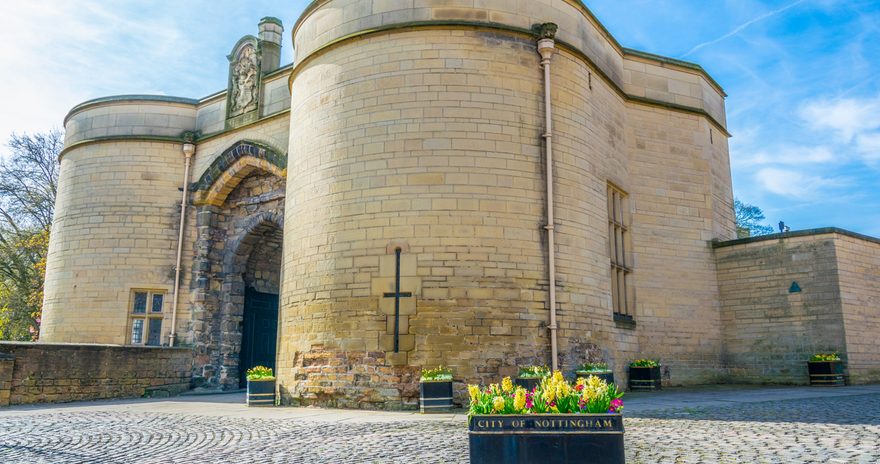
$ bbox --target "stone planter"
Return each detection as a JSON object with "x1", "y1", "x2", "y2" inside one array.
[
  {"x1": 469, "y1": 414, "x2": 625, "y2": 464},
  {"x1": 808, "y1": 361, "x2": 846, "y2": 386},
  {"x1": 246, "y1": 378, "x2": 276, "y2": 406},
  {"x1": 576, "y1": 371, "x2": 615, "y2": 385},
  {"x1": 628, "y1": 366, "x2": 661, "y2": 391},
  {"x1": 420, "y1": 380, "x2": 454, "y2": 413},
  {"x1": 515, "y1": 377, "x2": 542, "y2": 392}
]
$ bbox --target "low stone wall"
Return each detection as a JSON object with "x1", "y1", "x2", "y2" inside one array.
[
  {"x1": 714, "y1": 228, "x2": 880, "y2": 385},
  {"x1": 715, "y1": 232, "x2": 844, "y2": 384},
  {"x1": 0, "y1": 342, "x2": 192, "y2": 406}
]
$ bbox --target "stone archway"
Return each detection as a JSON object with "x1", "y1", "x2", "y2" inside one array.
[
  {"x1": 220, "y1": 212, "x2": 283, "y2": 388},
  {"x1": 189, "y1": 140, "x2": 286, "y2": 390}
]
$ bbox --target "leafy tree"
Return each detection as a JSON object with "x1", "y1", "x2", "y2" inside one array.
[
  {"x1": 0, "y1": 130, "x2": 61, "y2": 340},
  {"x1": 734, "y1": 198, "x2": 774, "y2": 238}
]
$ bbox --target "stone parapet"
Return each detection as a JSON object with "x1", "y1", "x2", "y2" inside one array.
[
  {"x1": 0, "y1": 343, "x2": 192, "y2": 406},
  {"x1": 63, "y1": 96, "x2": 198, "y2": 148},
  {"x1": 291, "y1": 0, "x2": 727, "y2": 127}
]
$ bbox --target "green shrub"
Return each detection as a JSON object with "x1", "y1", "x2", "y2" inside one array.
[
  {"x1": 518, "y1": 365, "x2": 551, "y2": 379},
  {"x1": 420, "y1": 365, "x2": 453, "y2": 382},
  {"x1": 629, "y1": 359, "x2": 660, "y2": 368},
  {"x1": 246, "y1": 365, "x2": 275, "y2": 380},
  {"x1": 810, "y1": 353, "x2": 841, "y2": 362},
  {"x1": 577, "y1": 362, "x2": 609, "y2": 372}
]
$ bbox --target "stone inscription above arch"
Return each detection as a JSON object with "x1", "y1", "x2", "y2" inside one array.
[{"x1": 192, "y1": 140, "x2": 287, "y2": 207}]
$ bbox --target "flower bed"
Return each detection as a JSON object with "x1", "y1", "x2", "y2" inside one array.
[{"x1": 468, "y1": 372, "x2": 625, "y2": 464}]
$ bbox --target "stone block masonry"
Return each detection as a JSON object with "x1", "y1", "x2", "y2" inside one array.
[
  {"x1": 0, "y1": 342, "x2": 192, "y2": 406},
  {"x1": 714, "y1": 228, "x2": 880, "y2": 384}
]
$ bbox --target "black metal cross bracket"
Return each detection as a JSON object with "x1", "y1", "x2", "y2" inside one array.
[{"x1": 382, "y1": 247, "x2": 413, "y2": 353}]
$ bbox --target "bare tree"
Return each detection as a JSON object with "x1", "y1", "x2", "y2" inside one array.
[{"x1": 0, "y1": 130, "x2": 61, "y2": 340}]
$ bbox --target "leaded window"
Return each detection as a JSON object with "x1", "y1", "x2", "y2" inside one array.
[
  {"x1": 129, "y1": 290, "x2": 165, "y2": 346},
  {"x1": 607, "y1": 184, "x2": 633, "y2": 320}
]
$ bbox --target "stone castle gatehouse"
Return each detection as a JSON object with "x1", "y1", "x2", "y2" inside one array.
[{"x1": 40, "y1": 1, "x2": 880, "y2": 408}]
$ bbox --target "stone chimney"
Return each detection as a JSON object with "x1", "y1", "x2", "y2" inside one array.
[{"x1": 258, "y1": 17, "x2": 283, "y2": 75}]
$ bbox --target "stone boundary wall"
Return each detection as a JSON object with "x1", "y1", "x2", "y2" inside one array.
[
  {"x1": 0, "y1": 342, "x2": 192, "y2": 406},
  {"x1": 835, "y1": 234, "x2": 880, "y2": 383},
  {"x1": 714, "y1": 229, "x2": 880, "y2": 385},
  {"x1": 715, "y1": 233, "x2": 845, "y2": 384}
]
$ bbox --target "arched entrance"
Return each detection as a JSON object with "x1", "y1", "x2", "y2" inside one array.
[
  {"x1": 189, "y1": 140, "x2": 287, "y2": 390},
  {"x1": 241, "y1": 288, "x2": 278, "y2": 387},
  {"x1": 224, "y1": 213, "x2": 283, "y2": 388},
  {"x1": 220, "y1": 212, "x2": 284, "y2": 389}
]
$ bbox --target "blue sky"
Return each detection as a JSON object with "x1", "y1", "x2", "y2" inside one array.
[{"x1": 0, "y1": 0, "x2": 877, "y2": 235}]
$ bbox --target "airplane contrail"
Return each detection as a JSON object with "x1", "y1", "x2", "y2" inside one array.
[{"x1": 682, "y1": 0, "x2": 809, "y2": 57}]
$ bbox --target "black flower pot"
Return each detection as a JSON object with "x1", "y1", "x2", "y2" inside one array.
[
  {"x1": 628, "y1": 366, "x2": 661, "y2": 391},
  {"x1": 469, "y1": 414, "x2": 625, "y2": 464},
  {"x1": 246, "y1": 379, "x2": 276, "y2": 406},
  {"x1": 515, "y1": 377, "x2": 542, "y2": 392},
  {"x1": 577, "y1": 371, "x2": 615, "y2": 386},
  {"x1": 420, "y1": 380, "x2": 454, "y2": 413},
  {"x1": 808, "y1": 361, "x2": 846, "y2": 386}
]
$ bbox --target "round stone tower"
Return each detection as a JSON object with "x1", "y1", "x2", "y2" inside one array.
[
  {"x1": 277, "y1": 0, "x2": 727, "y2": 408},
  {"x1": 41, "y1": 97, "x2": 197, "y2": 343}
]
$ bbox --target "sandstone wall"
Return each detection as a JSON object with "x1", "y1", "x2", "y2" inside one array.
[
  {"x1": 282, "y1": 0, "x2": 733, "y2": 406},
  {"x1": 626, "y1": 105, "x2": 732, "y2": 385},
  {"x1": 0, "y1": 343, "x2": 191, "y2": 406},
  {"x1": 283, "y1": 27, "x2": 554, "y2": 408},
  {"x1": 292, "y1": 0, "x2": 726, "y2": 125},
  {"x1": 715, "y1": 233, "x2": 846, "y2": 384},
  {"x1": 835, "y1": 234, "x2": 880, "y2": 383},
  {"x1": 42, "y1": 135, "x2": 189, "y2": 344}
]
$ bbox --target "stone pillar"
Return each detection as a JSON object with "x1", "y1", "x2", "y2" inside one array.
[
  {"x1": 191, "y1": 205, "x2": 219, "y2": 387},
  {"x1": 258, "y1": 17, "x2": 283, "y2": 75}
]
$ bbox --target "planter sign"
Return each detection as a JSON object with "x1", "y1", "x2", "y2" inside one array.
[{"x1": 469, "y1": 414, "x2": 625, "y2": 464}]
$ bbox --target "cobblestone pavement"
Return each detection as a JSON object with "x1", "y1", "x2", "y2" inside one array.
[{"x1": 1, "y1": 393, "x2": 878, "y2": 463}]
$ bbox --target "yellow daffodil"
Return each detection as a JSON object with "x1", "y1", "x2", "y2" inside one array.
[
  {"x1": 493, "y1": 396, "x2": 505, "y2": 412},
  {"x1": 468, "y1": 385, "x2": 480, "y2": 404},
  {"x1": 513, "y1": 388, "x2": 526, "y2": 411},
  {"x1": 501, "y1": 376, "x2": 513, "y2": 393}
]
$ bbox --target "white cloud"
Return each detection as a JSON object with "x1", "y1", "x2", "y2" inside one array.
[
  {"x1": 799, "y1": 96, "x2": 880, "y2": 142},
  {"x1": 755, "y1": 168, "x2": 843, "y2": 198},
  {"x1": 0, "y1": 1, "x2": 196, "y2": 146},
  {"x1": 855, "y1": 133, "x2": 880, "y2": 162},
  {"x1": 735, "y1": 145, "x2": 836, "y2": 167}
]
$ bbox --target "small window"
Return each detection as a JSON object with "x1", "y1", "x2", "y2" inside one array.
[
  {"x1": 133, "y1": 292, "x2": 148, "y2": 314},
  {"x1": 607, "y1": 184, "x2": 634, "y2": 320},
  {"x1": 129, "y1": 290, "x2": 165, "y2": 346},
  {"x1": 131, "y1": 319, "x2": 144, "y2": 345},
  {"x1": 151, "y1": 294, "x2": 164, "y2": 313}
]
